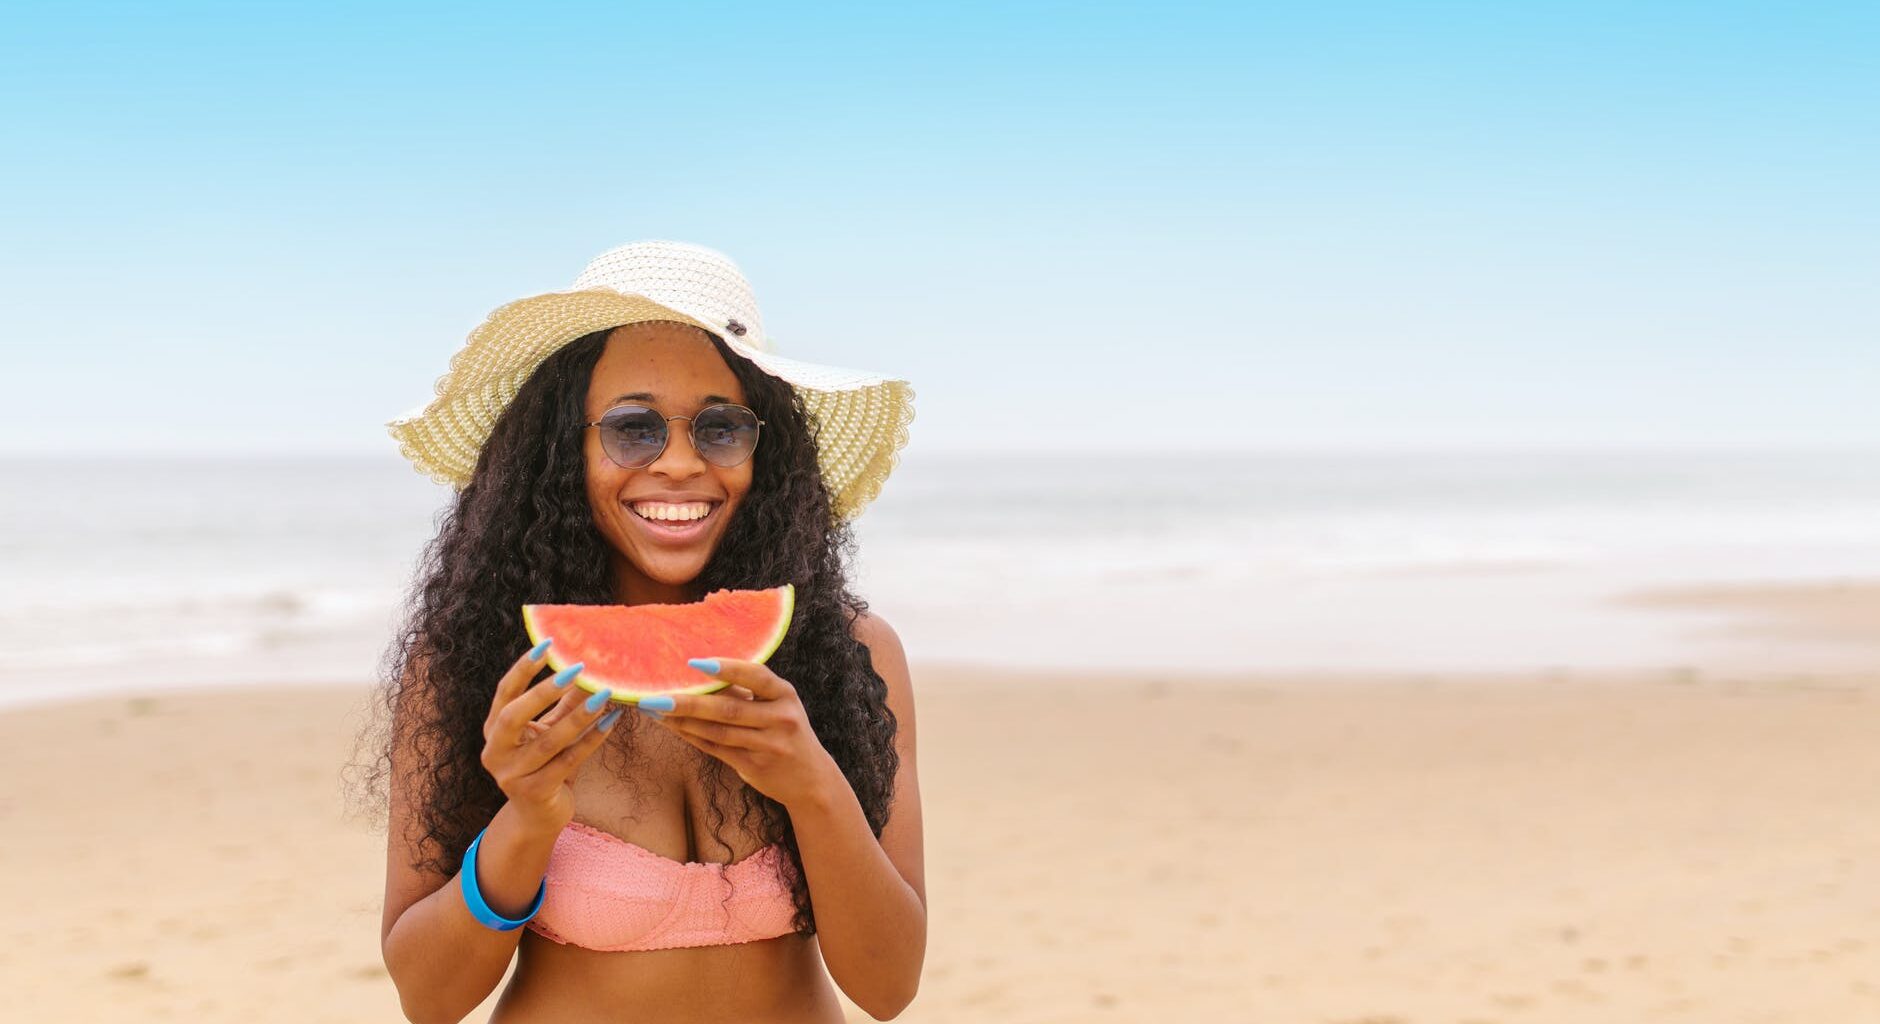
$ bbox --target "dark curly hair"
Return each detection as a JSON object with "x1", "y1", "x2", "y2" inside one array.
[{"x1": 347, "y1": 326, "x2": 900, "y2": 936}]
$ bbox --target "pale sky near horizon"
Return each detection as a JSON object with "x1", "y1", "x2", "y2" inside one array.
[{"x1": 3, "y1": 2, "x2": 1875, "y2": 458}]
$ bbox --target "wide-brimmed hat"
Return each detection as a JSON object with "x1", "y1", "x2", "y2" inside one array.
[{"x1": 386, "y1": 240, "x2": 915, "y2": 520}]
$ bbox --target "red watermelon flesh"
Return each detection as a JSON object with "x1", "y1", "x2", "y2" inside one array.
[{"x1": 521, "y1": 584, "x2": 795, "y2": 704}]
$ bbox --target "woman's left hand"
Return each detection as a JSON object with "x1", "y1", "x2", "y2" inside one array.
[{"x1": 646, "y1": 658, "x2": 839, "y2": 809}]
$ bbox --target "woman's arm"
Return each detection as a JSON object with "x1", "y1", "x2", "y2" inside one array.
[
  {"x1": 378, "y1": 653, "x2": 572, "y2": 1024},
  {"x1": 786, "y1": 612, "x2": 928, "y2": 1020},
  {"x1": 381, "y1": 795, "x2": 559, "y2": 1024}
]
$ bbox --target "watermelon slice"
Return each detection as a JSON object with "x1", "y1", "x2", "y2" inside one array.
[{"x1": 520, "y1": 584, "x2": 795, "y2": 704}]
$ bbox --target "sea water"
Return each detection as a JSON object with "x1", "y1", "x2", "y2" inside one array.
[{"x1": 1, "y1": 447, "x2": 1876, "y2": 708}]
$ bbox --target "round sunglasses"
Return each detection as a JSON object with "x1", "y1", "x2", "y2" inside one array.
[{"x1": 580, "y1": 403, "x2": 766, "y2": 470}]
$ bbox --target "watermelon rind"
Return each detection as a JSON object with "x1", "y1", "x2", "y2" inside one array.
[
  {"x1": 747, "y1": 582, "x2": 795, "y2": 664},
  {"x1": 520, "y1": 584, "x2": 795, "y2": 705}
]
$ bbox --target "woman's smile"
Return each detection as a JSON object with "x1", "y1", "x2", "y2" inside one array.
[{"x1": 624, "y1": 497, "x2": 723, "y2": 545}]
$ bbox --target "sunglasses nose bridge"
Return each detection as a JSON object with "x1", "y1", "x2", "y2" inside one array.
[{"x1": 646, "y1": 413, "x2": 708, "y2": 471}]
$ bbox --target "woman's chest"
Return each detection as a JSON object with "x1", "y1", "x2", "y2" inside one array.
[
  {"x1": 523, "y1": 724, "x2": 800, "y2": 956},
  {"x1": 565, "y1": 722, "x2": 769, "y2": 864}
]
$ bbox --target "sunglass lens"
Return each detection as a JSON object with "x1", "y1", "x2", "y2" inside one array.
[
  {"x1": 694, "y1": 405, "x2": 760, "y2": 467},
  {"x1": 599, "y1": 407, "x2": 667, "y2": 468}
]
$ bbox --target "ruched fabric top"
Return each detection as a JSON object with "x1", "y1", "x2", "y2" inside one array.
[{"x1": 524, "y1": 819, "x2": 798, "y2": 953}]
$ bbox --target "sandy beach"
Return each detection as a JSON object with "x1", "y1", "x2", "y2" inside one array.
[{"x1": 4, "y1": 580, "x2": 1877, "y2": 1023}]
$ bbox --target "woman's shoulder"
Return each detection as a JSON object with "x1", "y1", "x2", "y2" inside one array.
[
  {"x1": 850, "y1": 608, "x2": 911, "y2": 694},
  {"x1": 850, "y1": 607, "x2": 902, "y2": 652}
]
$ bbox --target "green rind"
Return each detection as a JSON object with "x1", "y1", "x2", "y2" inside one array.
[
  {"x1": 520, "y1": 585, "x2": 794, "y2": 705},
  {"x1": 750, "y1": 582, "x2": 795, "y2": 664}
]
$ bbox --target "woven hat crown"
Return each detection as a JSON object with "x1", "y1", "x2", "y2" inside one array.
[{"x1": 571, "y1": 241, "x2": 772, "y2": 353}]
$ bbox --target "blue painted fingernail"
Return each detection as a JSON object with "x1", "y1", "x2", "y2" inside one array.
[
  {"x1": 528, "y1": 637, "x2": 553, "y2": 660},
  {"x1": 585, "y1": 688, "x2": 612, "y2": 712},
  {"x1": 687, "y1": 658, "x2": 720, "y2": 676},
  {"x1": 640, "y1": 694, "x2": 676, "y2": 713},
  {"x1": 597, "y1": 708, "x2": 623, "y2": 731},
  {"x1": 553, "y1": 662, "x2": 584, "y2": 687}
]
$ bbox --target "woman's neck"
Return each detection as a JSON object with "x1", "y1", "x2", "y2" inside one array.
[{"x1": 615, "y1": 570, "x2": 701, "y2": 606}]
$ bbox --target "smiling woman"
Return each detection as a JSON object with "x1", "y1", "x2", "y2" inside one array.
[{"x1": 353, "y1": 241, "x2": 926, "y2": 1024}]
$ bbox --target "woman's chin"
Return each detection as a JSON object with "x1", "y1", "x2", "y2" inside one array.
[
  {"x1": 607, "y1": 516, "x2": 721, "y2": 585},
  {"x1": 621, "y1": 545, "x2": 713, "y2": 591}
]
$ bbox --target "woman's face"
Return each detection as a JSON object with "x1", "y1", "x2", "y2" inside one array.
[{"x1": 584, "y1": 322, "x2": 754, "y2": 605}]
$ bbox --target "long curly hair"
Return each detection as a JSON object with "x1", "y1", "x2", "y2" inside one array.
[{"x1": 347, "y1": 326, "x2": 899, "y2": 936}]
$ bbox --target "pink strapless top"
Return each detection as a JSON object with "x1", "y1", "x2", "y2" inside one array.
[{"x1": 524, "y1": 820, "x2": 798, "y2": 953}]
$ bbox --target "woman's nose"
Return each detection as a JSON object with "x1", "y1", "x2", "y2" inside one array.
[{"x1": 647, "y1": 420, "x2": 707, "y2": 476}]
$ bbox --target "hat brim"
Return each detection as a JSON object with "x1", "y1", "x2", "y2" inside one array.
[{"x1": 387, "y1": 288, "x2": 914, "y2": 520}]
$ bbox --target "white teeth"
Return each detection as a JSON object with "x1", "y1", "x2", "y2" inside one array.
[{"x1": 631, "y1": 501, "x2": 712, "y2": 522}]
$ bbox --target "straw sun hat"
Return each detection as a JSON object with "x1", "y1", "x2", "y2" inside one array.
[{"x1": 386, "y1": 240, "x2": 916, "y2": 520}]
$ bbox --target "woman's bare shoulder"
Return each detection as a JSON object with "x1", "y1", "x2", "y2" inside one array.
[{"x1": 850, "y1": 608, "x2": 905, "y2": 661}]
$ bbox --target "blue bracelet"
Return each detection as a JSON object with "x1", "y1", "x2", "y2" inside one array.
[{"x1": 460, "y1": 826, "x2": 547, "y2": 931}]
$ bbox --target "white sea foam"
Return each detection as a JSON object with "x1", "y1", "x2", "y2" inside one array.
[{"x1": 1, "y1": 448, "x2": 1876, "y2": 708}]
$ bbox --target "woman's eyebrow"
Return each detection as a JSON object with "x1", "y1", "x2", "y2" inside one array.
[{"x1": 608, "y1": 392, "x2": 736, "y2": 405}]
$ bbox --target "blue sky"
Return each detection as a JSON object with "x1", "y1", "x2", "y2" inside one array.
[{"x1": 3, "y1": 1, "x2": 1875, "y2": 457}]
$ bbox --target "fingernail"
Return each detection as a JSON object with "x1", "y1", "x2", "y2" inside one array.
[
  {"x1": 585, "y1": 688, "x2": 612, "y2": 712},
  {"x1": 636, "y1": 704, "x2": 664, "y2": 720},
  {"x1": 553, "y1": 662, "x2": 584, "y2": 687},
  {"x1": 597, "y1": 708, "x2": 623, "y2": 731},
  {"x1": 687, "y1": 658, "x2": 720, "y2": 676},
  {"x1": 640, "y1": 694, "x2": 676, "y2": 713},
  {"x1": 528, "y1": 637, "x2": 553, "y2": 660}
]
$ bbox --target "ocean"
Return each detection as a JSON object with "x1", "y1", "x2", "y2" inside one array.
[{"x1": 3, "y1": 447, "x2": 1876, "y2": 708}]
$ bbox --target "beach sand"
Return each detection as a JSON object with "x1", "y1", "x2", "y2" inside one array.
[{"x1": 4, "y1": 581, "x2": 1878, "y2": 1023}]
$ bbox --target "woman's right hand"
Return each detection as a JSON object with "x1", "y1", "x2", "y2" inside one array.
[{"x1": 481, "y1": 645, "x2": 620, "y2": 832}]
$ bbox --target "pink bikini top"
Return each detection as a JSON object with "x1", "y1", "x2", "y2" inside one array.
[{"x1": 524, "y1": 819, "x2": 798, "y2": 953}]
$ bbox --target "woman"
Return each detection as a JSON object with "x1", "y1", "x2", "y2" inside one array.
[{"x1": 362, "y1": 241, "x2": 925, "y2": 1023}]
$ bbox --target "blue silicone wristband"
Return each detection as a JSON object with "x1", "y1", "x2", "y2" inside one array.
[{"x1": 460, "y1": 826, "x2": 547, "y2": 931}]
